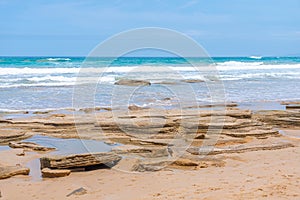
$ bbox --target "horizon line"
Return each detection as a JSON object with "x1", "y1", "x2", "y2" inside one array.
[{"x1": 0, "y1": 55, "x2": 299, "y2": 58}]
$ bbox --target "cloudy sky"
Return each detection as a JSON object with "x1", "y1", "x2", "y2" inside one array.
[{"x1": 1, "y1": 0, "x2": 300, "y2": 56}]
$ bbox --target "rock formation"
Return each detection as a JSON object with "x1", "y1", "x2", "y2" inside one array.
[
  {"x1": 41, "y1": 168, "x2": 71, "y2": 178},
  {"x1": 40, "y1": 152, "x2": 122, "y2": 169},
  {"x1": 9, "y1": 142, "x2": 56, "y2": 151},
  {"x1": 0, "y1": 165, "x2": 30, "y2": 179},
  {"x1": 0, "y1": 105, "x2": 298, "y2": 174},
  {"x1": 115, "y1": 79, "x2": 151, "y2": 86}
]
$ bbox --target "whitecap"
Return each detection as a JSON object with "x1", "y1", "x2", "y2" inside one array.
[
  {"x1": 46, "y1": 58, "x2": 71, "y2": 61},
  {"x1": 249, "y1": 56, "x2": 262, "y2": 59}
]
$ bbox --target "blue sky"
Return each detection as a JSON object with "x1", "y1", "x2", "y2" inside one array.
[{"x1": 0, "y1": 0, "x2": 300, "y2": 56}]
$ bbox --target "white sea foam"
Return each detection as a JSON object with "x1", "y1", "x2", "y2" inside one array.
[
  {"x1": 27, "y1": 75, "x2": 76, "y2": 82},
  {"x1": 0, "y1": 107, "x2": 75, "y2": 113},
  {"x1": 0, "y1": 75, "x2": 116, "y2": 88},
  {"x1": 1, "y1": 62, "x2": 300, "y2": 88},
  {"x1": 0, "y1": 76, "x2": 68, "y2": 83},
  {"x1": 249, "y1": 56, "x2": 262, "y2": 59},
  {"x1": 216, "y1": 62, "x2": 300, "y2": 71},
  {"x1": 0, "y1": 67, "x2": 80, "y2": 75},
  {"x1": 46, "y1": 58, "x2": 71, "y2": 61},
  {"x1": 0, "y1": 66, "x2": 199, "y2": 76},
  {"x1": 0, "y1": 82, "x2": 77, "y2": 88},
  {"x1": 1, "y1": 63, "x2": 299, "y2": 76},
  {"x1": 217, "y1": 61, "x2": 264, "y2": 67},
  {"x1": 220, "y1": 72, "x2": 300, "y2": 81}
]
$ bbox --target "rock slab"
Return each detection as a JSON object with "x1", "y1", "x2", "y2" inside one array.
[
  {"x1": 42, "y1": 168, "x2": 71, "y2": 178},
  {"x1": 0, "y1": 131, "x2": 29, "y2": 144},
  {"x1": 0, "y1": 165, "x2": 30, "y2": 179},
  {"x1": 40, "y1": 152, "x2": 122, "y2": 169},
  {"x1": 115, "y1": 79, "x2": 151, "y2": 86},
  {"x1": 9, "y1": 141, "x2": 56, "y2": 151}
]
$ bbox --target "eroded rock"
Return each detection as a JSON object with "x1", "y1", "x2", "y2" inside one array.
[
  {"x1": 9, "y1": 141, "x2": 56, "y2": 151},
  {"x1": 128, "y1": 105, "x2": 147, "y2": 111},
  {"x1": 187, "y1": 142, "x2": 294, "y2": 155},
  {"x1": 132, "y1": 160, "x2": 171, "y2": 172},
  {"x1": 286, "y1": 105, "x2": 300, "y2": 109},
  {"x1": 42, "y1": 168, "x2": 71, "y2": 178},
  {"x1": 115, "y1": 79, "x2": 151, "y2": 86},
  {"x1": 1, "y1": 106, "x2": 298, "y2": 173},
  {"x1": 0, "y1": 130, "x2": 30, "y2": 144},
  {"x1": 181, "y1": 79, "x2": 205, "y2": 83},
  {"x1": 173, "y1": 159, "x2": 198, "y2": 166},
  {"x1": 153, "y1": 81, "x2": 178, "y2": 85},
  {"x1": 0, "y1": 165, "x2": 30, "y2": 179},
  {"x1": 33, "y1": 111, "x2": 50, "y2": 115},
  {"x1": 40, "y1": 152, "x2": 121, "y2": 169},
  {"x1": 112, "y1": 145, "x2": 168, "y2": 158},
  {"x1": 254, "y1": 110, "x2": 300, "y2": 128},
  {"x1": 280, "y1": 101, "x2": 300, "y2": 105},
  {"x1": 223, "y1": 129, "x2": 279, "y2": 138}
]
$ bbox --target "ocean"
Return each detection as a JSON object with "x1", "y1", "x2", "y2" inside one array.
[{"x1": 0, "y1": 56, "x2": 300, "y2": 112}]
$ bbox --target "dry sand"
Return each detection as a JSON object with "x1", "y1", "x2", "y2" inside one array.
[{"x1": 0, "y1": 130, "x2": 299, "y2": 200}]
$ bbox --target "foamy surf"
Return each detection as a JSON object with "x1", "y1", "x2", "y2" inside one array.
[
  {"x1": 0, "y1": 56, "x2": 299, "y2": 110},
  {"x1": 216, "y1": 62, "x2": 300, "y2": 71},
  {"x1": 46, "y1": 58, "x2": 72, "y2": 61},
  {"x1": 249, "y1": 56, "x2": 262, "y2": 59}
]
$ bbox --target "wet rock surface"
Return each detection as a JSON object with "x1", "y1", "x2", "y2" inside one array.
[
  {"x1": 9, "y1": 141, "x2": 56, "y2": 151},
  {"x1": 286, "y1": 105, "x2": 300, "y2": 109},
  {"x1": 181, "y1": 79, "x2": 205, "y2": 83},
  {"x1": 115, "y1": 79, "x2": 151, "y2": 86}
]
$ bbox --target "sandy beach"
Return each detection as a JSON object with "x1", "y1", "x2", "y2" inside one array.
[
  {"x1": 1, "y1": 1, "x2": 300, "y2": 199},
  {"x1": 0, "y1": 131, "x2": 299, "y2": 200},
  {"x1": 0, "y1": 103, "x2": 299, "y2": 200}
]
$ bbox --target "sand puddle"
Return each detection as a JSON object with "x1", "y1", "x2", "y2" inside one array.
[{"x1": 0, "y1": 135, "x2": 120, "y2": 181}]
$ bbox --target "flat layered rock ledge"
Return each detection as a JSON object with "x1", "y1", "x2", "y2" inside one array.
[
  {"x1": 0, "y1": 165, "x2": 30, "y2": 179},
  {"x1": 40, "y1": 152, "x2": 122, "y2": 169},
  {"x1": 0, "y1": 106, "x2": 299, "y2": 174},
  {"x1": 187, "y1": 142, "x2": 295, "y2": 155},
  {"x1": 9, "y1": 141, "x2": 56, "y2": 152},
  {"x1": 114, "y1": 79, "x2": 151, "y2": 86},
  {"x1": 0, "y1": 130, "x2": 31, "y2": 144},
  {"x1": 254, "y1": 110, "x2": 300, "y2": 128},
  {"x1": 41, "y1": 168, "x2": 71, "y2": 178}
]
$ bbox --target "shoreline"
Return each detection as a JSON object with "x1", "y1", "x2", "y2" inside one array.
[{"x1": 1, "y1": 99, "x2": 299, "y2": 116}]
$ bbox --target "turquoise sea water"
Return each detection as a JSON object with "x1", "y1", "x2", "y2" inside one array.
[{"x1": 0, "y1": 56, "x2": 300, "y2": 111}]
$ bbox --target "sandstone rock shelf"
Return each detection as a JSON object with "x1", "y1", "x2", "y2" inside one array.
[
  {"x1": 0, "y1": 165, "x2": 30, "y2": 179},
  {"x1": 9, "y1": 141, "x2": 56, "y2": 151},
  {"x1": 41, "y1": 168, "x2": 71, "y2": 178},
  {"x1": 0, "y1": 106, "x2": 298, "y2": 174},
  {"x1": 114, "y1": 79, "x2": 151, "y2": 86},
  {"x1": 40, "y1": 152, "x2": 122, "y2": 169}
]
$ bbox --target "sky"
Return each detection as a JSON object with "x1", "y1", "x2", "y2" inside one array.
[{"x1": 0, "y1": 0, "x2": 300, "y2": 57}]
